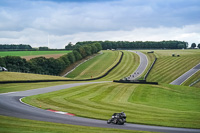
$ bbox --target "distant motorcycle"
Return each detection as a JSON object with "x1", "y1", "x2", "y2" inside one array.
[{"x1": 107, "y1": 112, "x2": 126, "y2": 125}]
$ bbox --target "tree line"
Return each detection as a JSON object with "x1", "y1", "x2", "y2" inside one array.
[
  {"x1": 73, "y1": 40, "x2": 188, "y2": 50},
  {"x1": 0, "y1": 42, "x2": 102, "y2": 76},
  {"x1": 191, "y1": 43, "x2": 200, "y2": 49},
  {"x1": 0, "y1": 44, "x2": 32, "y2": 50}
]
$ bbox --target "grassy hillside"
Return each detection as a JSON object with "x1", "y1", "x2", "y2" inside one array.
[
  {"x1": 99, "y1": 50, "x2": 140, "y2": 81},
  {"x1": 23, "y1": 82, "x2": 200, "y2": 128},
  {"x1": 0, "y1": 115, "x2": 150, "y2": 133},
  {"x1": 0, "y1": 51, "x2": 71, "y2": 57},
  {"x1": 66, "y1": 50, "x2": 121, "y2": 79},
  {"x1": 66, "y1": 50, "x2": 140, "y2": 81},
  {"x1": 146, "y1": 49, "x2": 200, "y2": 84}
]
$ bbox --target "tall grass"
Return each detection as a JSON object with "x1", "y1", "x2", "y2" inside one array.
[{"x1": 23, "y1": 82, "x2": 200, "y2": 128}]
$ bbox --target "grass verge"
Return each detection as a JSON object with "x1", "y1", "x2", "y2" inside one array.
[
  {"x1": 0, "y1": 115, "x2": 151, "y2": 133},
  {"x1": 182, "y1": 71, "x2": 200, "y2": 88},
  {"x1": 0, "y1": 72, "x2": 67, "y2": 81},
  {"x1": 0, "y1": 81, "x2": 80, "y2": 93}
]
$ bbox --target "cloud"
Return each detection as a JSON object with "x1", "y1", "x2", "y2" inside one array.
[{"x1": 0, "y1": 0, "x2": 200, "y2": 48}]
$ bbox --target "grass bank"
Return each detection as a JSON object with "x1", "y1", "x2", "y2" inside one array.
[
  {"x1": 23, "y1": 82, "x2": 200, "y2": 129},
  {"x1": 0, "y1": 72, "x2": 67, "y2": 81},
  {"x1": 182, "y1": 71, "x2": 200, "y2": 88},
  {"x1": 99, "y1": 50, "x2": 140, "y2": 81},
  {"x1": 146, "y1": 49, "x2": 200, "y2": 84},
  {"x1": 0, "y1": 115, "x2": 150, "y2": 133},
  {"x1": 66, "y1": 50, "x2": 121, "y2": 79}
]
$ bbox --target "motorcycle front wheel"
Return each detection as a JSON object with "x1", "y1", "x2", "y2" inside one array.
[{"x1": 107, "y1": 119, "x2": 111, "y2": 124}]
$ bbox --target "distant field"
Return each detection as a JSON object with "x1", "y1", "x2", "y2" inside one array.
[
  {"x1": 145, "y1": 49, "x2": 200, "y2": 84},
  {"x1": 23, "y1": 82, "x2": 200, "y2": 128},
  {"x1": 0, "y1": 51, "x2": 71, "y2": 57}
]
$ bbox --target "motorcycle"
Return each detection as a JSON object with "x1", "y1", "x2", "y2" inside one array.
[{"x1": 107, "y1": 112, "x2": 126, "y2": 125}]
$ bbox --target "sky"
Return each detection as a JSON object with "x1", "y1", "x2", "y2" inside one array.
[{"x1": 0, "y1": 0, "x2": 200, "y2": 48}]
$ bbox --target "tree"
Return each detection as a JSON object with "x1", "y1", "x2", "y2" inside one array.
[
  {"x1": 73, "y1": 50, "x2": 82, "y2": 61},
  {"x1": 3, "y1": 56, "x2": 29, "y2": 72},
  {"x1": 29, "y1": 57, "x2": 49, "y2": 73},
  {"x1": 67, "y1": 52, "x2": 76, "y2": 64},
  {"x1": 39, "y1": 47, "x2": 49, "y2": 50},
  {"x1": 59, "y1": 55, "x2": 71, "y2": 67},
  {"x1": 77, "y1": 47, "x2": 87, "y2": 58},
  {"x1": 198, "y1": 43, "x2": 200, "y2": 49},
  {"x1": 191, "y1": 43, "x2": 196, "y2": 49},
  {"x1": 83, "y1": 45, "x2": 92, "y2": 56},
  {"x1": 0, "y1": 57, "x2": 5, "y2": 67},
  {"x1": 178, "y1": 44, "x2": 185, "y2": 49},
  {"x1": 65, "y1": 42, "x2": 74, "y2": 50},
  {"x1": 94, "y1": 42, "x2": 102, "y2": 51}
]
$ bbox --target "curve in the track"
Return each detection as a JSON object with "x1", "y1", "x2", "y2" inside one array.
[
  {"x1": 170, "y1": 63, "x2": 200, "y2": 85},
  {"x1": 126, "y1": 51, "x2": 148, "y2": 80},
  {"x1": 0, "y1": 52, "x2": 200, "y2": 133}
]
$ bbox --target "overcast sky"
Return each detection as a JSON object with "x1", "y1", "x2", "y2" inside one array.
[{"x1": 0, "y1": 0, "x2": 200, "y2": 48}]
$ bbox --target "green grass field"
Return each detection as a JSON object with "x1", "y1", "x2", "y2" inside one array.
[
  {"x1": 0, "y1": 50, "x2": 71, "y2": 57},
  {"x1": 98, "y1": 50, "x2": 140, "y2": 81},
  {"x1": 66, "y1": 50, "x2": 121, "y2": 79},
  {"x1": 23, "y1": 82, "x2": 200, "y2": 129},
  {"x1": 145, "y1": 49, "x2": 200, "y2": 84},
  {"x1": 0, "y1": 115, "x2": 151, "y2": 133}
]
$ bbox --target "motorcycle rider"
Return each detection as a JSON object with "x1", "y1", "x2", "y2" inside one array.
[
  {"x1": 120, "y1": 112, "x2": 126, "y2": 122},
  {"x1": 107, "y1": 112, "x2": 126, "y2": 124}
]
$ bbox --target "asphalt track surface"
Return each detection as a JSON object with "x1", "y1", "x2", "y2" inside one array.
[
  {"x1": 126, "y1": 51, "x2": 148, "y2": 80},
  {"x1": 170, "y1": 63, "x2": 200, "y2": 85},
  {"x1": 1, "y1": 52, "x2": 200, "y2": 133}
]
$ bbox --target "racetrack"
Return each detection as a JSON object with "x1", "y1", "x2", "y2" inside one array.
[
  {"x1": 170, "y1": 63, "x2": 200, "y2": 85},
  {"x1": 124, "y1": 51, "x2": 148, "y2": 80},
  {"x1": 0, "y1": 51, "x2": 200, "y2": 133}
]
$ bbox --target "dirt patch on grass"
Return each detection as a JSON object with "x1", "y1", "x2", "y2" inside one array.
[{"x1": 22, "y1": 54, "x2": 65, "y2": 60}]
